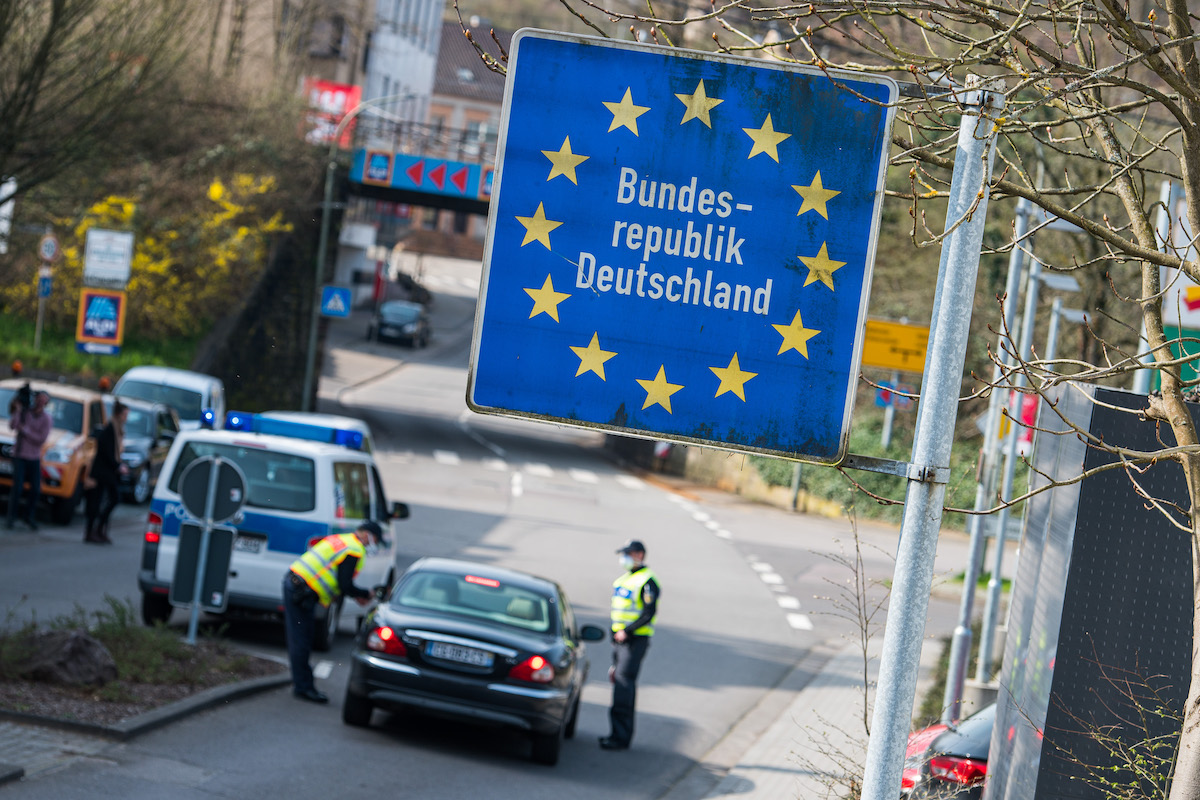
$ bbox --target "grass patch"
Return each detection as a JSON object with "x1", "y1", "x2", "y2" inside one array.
[
  {"x1": 0, "y1": 314, "x2": 200, "y2": 379},
  {"x1": 1, "y1": 596, "x2": 248, "y2": 686}
]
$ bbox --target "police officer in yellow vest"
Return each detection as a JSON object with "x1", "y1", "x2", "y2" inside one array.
[
  {"x1": 600, "y1": 539, "x2": 660, "y2": 750},
  {"x1": 284, "y1": 521, "x2": 384, "y2": 703}
]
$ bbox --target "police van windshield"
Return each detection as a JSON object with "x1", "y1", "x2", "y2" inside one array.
[
  {"x1": 169, "y1": 441, "x2": 315, "y2": 513},
  {"x1": 118, "y1": 380, "x2": 203, "y2": 422}
]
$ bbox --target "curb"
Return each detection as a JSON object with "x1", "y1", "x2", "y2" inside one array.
[{"x1": 0, "y1": 672, "x2": 289, "y2": 787}]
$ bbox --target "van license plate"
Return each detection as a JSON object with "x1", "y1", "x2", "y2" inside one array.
[
  {"x1": 427, "y1": 642, "x2": 493, "y2": 667},
  {"x1": 233, "y1": 536, "x2": 262, "y2": 554}
]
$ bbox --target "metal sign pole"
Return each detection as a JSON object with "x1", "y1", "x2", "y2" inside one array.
[
  {"x1": 859, "y1": 77, "x2": 1005, "y2": 800},
  {"x1": 185, "y1": 456, "x2": 223, "y2": 645}
]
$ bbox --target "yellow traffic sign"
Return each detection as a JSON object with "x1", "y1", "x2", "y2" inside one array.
[{"x1": 861, "y1": 319, "x2": 929, "y2": 372}]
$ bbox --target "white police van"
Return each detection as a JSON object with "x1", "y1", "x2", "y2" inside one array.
[{"x1": 137, "y1": 412, "x2": 408, "y2": 650}]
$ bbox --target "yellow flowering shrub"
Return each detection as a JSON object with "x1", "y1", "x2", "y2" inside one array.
[{"x1": 3, "y1": 175, "x2": 293, "y2": 339}]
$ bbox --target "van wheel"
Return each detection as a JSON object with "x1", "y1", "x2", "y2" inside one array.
[
  {"x1": 131, "y1": 468, "x2": 151, "y2": 505},
  {"x1": 314, "y1": 596, "x2": 342, "y2": 652},
  {"x1": 50, "y1": 481, "x2": 82, "y2": 525},
  {"x1": 142, "y1": 592, "x2": 172, "y2": 626}
]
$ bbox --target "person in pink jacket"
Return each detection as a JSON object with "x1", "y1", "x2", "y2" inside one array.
[{"x1": 7, "y1": 389, "x2": 52, "y2": 530}]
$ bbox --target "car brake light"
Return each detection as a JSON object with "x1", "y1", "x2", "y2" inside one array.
[
  {"x1": 366, "y1": 625, "x2": 407, "y2": 657},
  {"x1": 465, "y1": 575, "x2": 500, "y2": 588},
  {"x1": 145, "y1": 511, "x2": 162, "y2": 544},
  {"x1": 928, "y1": 755, "x2": 987, "y2": 785},
  {"x1": 509, "y1": 655, "x2": 555, "y2": 683}
]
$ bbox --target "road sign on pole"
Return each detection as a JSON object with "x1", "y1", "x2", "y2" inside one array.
[
  {"x1": 468, "y1": 30, "x2": 897, "y2": 463},
  {"x1": 175, "y1": 455, "x2": 247, "y2": 645},
  {"x1": 861, "y1": 319, "x2": 930, "y2": 372}
]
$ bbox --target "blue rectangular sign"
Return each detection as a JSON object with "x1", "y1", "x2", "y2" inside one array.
[{"x1": 468, "y1": 30, "x2": 896, "y2": 462}]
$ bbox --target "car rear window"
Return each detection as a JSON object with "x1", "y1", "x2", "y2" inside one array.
[
  {"x1": 168, "y1": 441, "x2": 315, "y2": 512},
  {"x1": 395, "y1": 572, "x2": 554, "y2": 634},
  {"x1": 118, "y1": 380, "x2": 203, "y2": 422}
]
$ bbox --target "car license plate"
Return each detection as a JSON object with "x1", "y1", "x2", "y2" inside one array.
[
  {"x1": 233, "y1": 535, "x2": 263, "y2": 554},
  {"x1": 427, "y1": 641, "x2": 493, "y2": 667}
]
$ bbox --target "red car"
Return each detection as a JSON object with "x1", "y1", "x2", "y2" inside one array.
[{"x1": 902, "y1": 703, "x2": 993, "y2": 798}]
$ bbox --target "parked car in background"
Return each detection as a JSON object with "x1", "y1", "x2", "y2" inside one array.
[
  {"x1": 367, "y1": 299, "x2": 431, "y2": 347},
  {"x1": 103, "y1": 395, "x2": 180, "y2": 504},
  {"x1": 905, "y1": 703, "x2": 994, "y2": 799},
  {"x1": 112, "y1": 366, "x2": 225, "y2": 431},
  {"x1": 343, "y1": 557, "x2": 606, "y2": 766},
  {"x1": 0, "y1": 379, "x2": 106, "y2": 524}
]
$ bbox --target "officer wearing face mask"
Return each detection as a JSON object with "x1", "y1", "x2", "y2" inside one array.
[{"x1": 600, "y1": 539, "x2": 660, "y2": 751}]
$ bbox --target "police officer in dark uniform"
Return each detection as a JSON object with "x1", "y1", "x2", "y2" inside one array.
[{"x1": 600, "y1": 539, "x2": 660, "y2": 750}]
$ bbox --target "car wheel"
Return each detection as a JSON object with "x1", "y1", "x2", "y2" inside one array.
[
  {"x1": 313, "y1": 596, "x2": 342, "y2": 652},
  {"x1": 50, "y1": 480, "x2": 82, "y2": 525},
  {"x1": 418, "y1": 333, "x2": 429, "y2": 348},
  {"x1": 142, "y1": 592, "x2": 172, "y2": 626},
  {"x1": 131, "y1": 468, "x2": 151, "y2": 505},
  {"x1": 342, "y1": 686, "x2": 373, "y2": 727},
  {"x1": 563, "y1": 694, "x2": 581, "y2": 739},
  {"x1": 530, "y1": 725, "x2": 562, "y2": 766}
]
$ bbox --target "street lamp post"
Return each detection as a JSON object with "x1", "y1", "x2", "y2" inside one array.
[{"x1": 301, "y1": 92, "x2": 418, "y2": 412}]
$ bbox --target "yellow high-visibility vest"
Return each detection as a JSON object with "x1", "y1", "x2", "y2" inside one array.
[
  {"x1": 290, "y1": 533, "x2": 364, "y2": 607},
  {"x1": 611, "y1": 568, "x2": 658, "y2": 636}
]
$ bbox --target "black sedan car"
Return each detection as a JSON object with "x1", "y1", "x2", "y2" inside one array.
[
  {"x1": 367, "y1": 299, "x2": 431, "y2": 347},
  {"x1": 343, "y1": 557, "x2": 606, "y2": 765},
  {"x1": 907, "y1": 702, "x2": 994, "y2": 799},
  {"x1": 103, "y1": 395, "x2": 180, "y2": 504}
]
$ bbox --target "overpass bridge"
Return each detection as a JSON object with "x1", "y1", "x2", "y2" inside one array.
[{"x1": 346, "y1": 117, "x2": 495, "y2": 217}]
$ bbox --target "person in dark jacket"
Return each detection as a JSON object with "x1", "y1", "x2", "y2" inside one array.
[{"x1": 84, "y1": 399, "x2": 128, "y2": 544}]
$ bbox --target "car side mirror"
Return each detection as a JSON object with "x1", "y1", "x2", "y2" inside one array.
[
  {"x1": 580, "y1": 624, "x2": 606, "y2": 642},
  {"x1": 390, "y1": 501, "x2": 410, "y2": 520}
]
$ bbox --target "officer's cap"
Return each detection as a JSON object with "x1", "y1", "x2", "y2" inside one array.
[
  {"x1": 616, "y1": 539, "x2": 646, "y2": 555},
  {"x1": 358, "y1": 520, "x2": 385, "y2": 542}
]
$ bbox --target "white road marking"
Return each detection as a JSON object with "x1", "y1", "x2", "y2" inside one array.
[
  {"x1": 433, "y1": 449, "x2": 460, "y2": 465},
  {"x1": 777, "y1": 596, "x2": 801, "y2": 610},
  {"x1": 787, "y1": 613, "x2": 814, "y2": 631},
  {"x1": 716, "y1": 529, "x2": 732, "y2": 539},
  {"x1": 750, "y1": 562, "x2": 774, "y2": 572},
  {"x1": 569, "y1": 469, "x2": 598, "y2": 484},
  {"x1": 616, "y1": 475, "x2": 646, "y2": 490},
  {"x1": 692, "y1": 511, "x2": 712, "y2": 523},
  {"x1": 313, "y1": 660, "x2": 334, "y2": 679},
  {"x1": 511, "y1": 472, "x2": 524, "y2": 498},
  {"x1": 525, "y1": 462, "x2": 553, "y2": 477},
  {"x1": 482, "y1": 458, "x2": 508, "y2": 471},
  {"x1": 704, "y1": 519, "x2": 720, "y2": 530},
  {"x1": 759, "y1": 573, "x2": 784, "y2": 585}
]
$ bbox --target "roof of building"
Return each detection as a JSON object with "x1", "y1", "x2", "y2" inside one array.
[{"x1": 433, "y1": 20, "x2": 512, "y2": 104}]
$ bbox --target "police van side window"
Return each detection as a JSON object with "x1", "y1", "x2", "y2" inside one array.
[
  {"x1": 333, "y1": 461, "x2": 370, "y2": 520},
  {"x1": 169, "y1": 442, "x2": 316, "y2": 512}
]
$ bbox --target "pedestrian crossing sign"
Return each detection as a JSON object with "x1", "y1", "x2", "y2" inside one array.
[{"x1": 320, "y1": 286, "x2": 352, "y2": 318}]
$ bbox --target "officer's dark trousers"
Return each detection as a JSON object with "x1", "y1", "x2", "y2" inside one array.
[
  {"x1": 609, "y1": 635, "x2": 651, "y2": 746},
  {"x1": 282, "y1": 574, "x2": 319, "y2": 695}
]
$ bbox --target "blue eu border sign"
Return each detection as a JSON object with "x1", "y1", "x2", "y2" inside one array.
[{"x1": 467, "y1": 30, "x2": 897, "y2": 463}]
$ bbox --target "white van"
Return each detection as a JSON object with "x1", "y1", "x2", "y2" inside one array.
[
  {"x1": 137, "y1": 413, "x2": 407, "y2": 650},
  {"x1": 114, "y1": 366, "x2": 226, "y2": 431}
]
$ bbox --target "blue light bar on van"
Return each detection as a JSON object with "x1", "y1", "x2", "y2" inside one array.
[{"x1": 222, "y1": 411, "x2": 364, "y2": 450}]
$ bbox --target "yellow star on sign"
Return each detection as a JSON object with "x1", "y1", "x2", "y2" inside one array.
[
  {"x1": 603, "y1": 88, "x2": 651, "y2": 135},
  {"x1": 742, "y1": 114, "x2": 791, "y2": 162},
  {"x1": 542, "y1": 137, "x2": 589, "y2": 184},
  {"x1": 524, "y1": 275, "x2": 570, "y2": 322},
  {"x1": 773, "y1": 311, "x2": 820, "y2": 358},
  {"x1": 675, "y1": 80, "x2": 724, "y2": 128},
  {"x1": 710, "y1": 353, "x2": 758, "y2": 401},
  {"x1": 792, "y1": 171, "x2": 841, "y2": 219},
  {"x1": 636, "y1": 365, "x2": 684, "y2": 413},
  {"x1": 515, "y1": 202, "x2": 563, "y2": 250},
  {"x1": 799, "y1": 243, "x2": 847, "y2": 290},
  {"x1": 570, "y1": 333, "x2": 617, "y2": 380}
]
